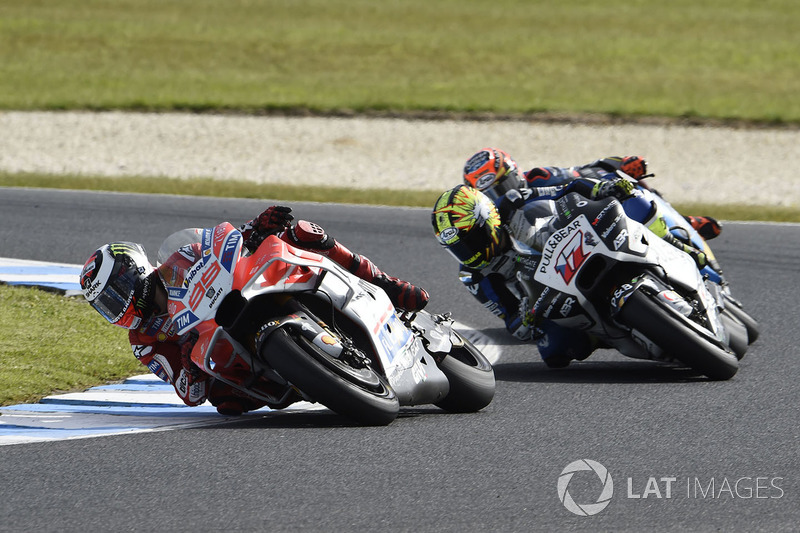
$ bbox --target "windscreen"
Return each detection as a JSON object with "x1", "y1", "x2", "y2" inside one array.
[{"x1": 156, "y1": 228, "x2": 204, "y2": 290}]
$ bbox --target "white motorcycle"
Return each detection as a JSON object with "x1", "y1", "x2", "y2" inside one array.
[
  {"x1": 158, "y1": 223, "x2": 495, "y2": 425},
  {"x1": 514, "y1": 192, "x2": 758, "y2": 380}
]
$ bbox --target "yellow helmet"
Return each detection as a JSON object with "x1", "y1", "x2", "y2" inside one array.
[{"x1": 431, "y1": 185, "x2": 506, "y2": 269}]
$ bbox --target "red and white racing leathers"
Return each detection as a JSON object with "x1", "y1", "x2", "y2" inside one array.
[{"x1": 129, "y1": 313, "x2": 210, "y2": 406}]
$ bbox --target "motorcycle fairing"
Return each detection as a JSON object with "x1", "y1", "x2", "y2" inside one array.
[
  {"x1": 165, "y1": 223, "x2": 240, "y2": 335},
  {"x1": 209, "y1": 232, "x2": 445, "y2": 398}
]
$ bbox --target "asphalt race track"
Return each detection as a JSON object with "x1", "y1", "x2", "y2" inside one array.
[{"x1": 1, "y1": 187, "x2": 799, "y2": 532}]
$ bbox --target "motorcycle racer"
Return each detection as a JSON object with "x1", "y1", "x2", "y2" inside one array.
[
  {"x1": 463, "y1": 147, "x2": 723, "y2": 241},
  {"x1": 457, "y1": 147, "x2": 725, "y2": 341},
  {"x1": 80, "y1": 206, "x2": 429, "y2": 416},
  {"x1": 431, "y1": 182, "x2": 709, "y2": 369}
]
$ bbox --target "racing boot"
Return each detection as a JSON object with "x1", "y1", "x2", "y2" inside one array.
[
  {"x1": 643, "y1": 206, "x2": 710, "y2": 270},
  {"x1": 684, "y1": 215, "x2": 723, "y2": 240},
  {"x1": 661, "y1": 232, "x2": 710, "y2": 270},
  {"x1": 286, "y1": 220, "x2": 430, "y2": 311},
  {"x1": 665, "y1": 234, "x2": 725, "y2": 279},
  {"x1": 215, "y1": 400, "x2": 247, "y2": 416},
  {"x1": 210, "y1": 383, "x2": 262, "y2": 416},
  {"x1": 647, "y1": 209, "x2": 725, "y2": 276},
  {"x1": 538, "y1": 327, "x2": 596, "y2": 368}
]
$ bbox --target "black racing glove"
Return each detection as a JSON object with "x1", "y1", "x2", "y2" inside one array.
[
  {"x1": 591, "y1": 177, "x2": 635, "y2": 201},
  {"x1": 255, "y1": 206, "x2": 294, "y2": 234}
]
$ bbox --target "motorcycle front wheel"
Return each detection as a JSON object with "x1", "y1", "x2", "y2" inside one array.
[
  {"x1": 617, "y1": 290, "x2": 739, "y2": 381},
  {"x1": 260, "y1": 327, "x2": 399, "y2": 426}
]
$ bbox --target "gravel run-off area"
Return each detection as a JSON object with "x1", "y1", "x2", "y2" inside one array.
[{"x1": 1, "y1": 111, "x2": 798, "y2": 207}]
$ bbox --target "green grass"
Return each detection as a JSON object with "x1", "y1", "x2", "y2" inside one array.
[
  {"x1": 0, "y1": 284, "x2": 140, "y2": 406},
  {"x1": 1, "y1": 0, "x2": 799, "y2": 123},
  {"x1": 0, "y1": 172, "x2": 441, "y2": 208}
]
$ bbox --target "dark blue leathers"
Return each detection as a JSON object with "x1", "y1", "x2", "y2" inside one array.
[
  {"x1": 457, "y1": 186, "x2": 598, "y2": 367},
  {"x1": 457, "y1": 161, "x2": 662, "y2": 367},
  {"x1": 525, "y1": 159, "x2": 661, "y2": 237},
  {"x1": 526, "y1": 159, "x2": 718, "y2": 280}
]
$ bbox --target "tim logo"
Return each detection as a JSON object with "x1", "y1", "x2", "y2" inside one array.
[{"x1": 556, "y1": 231, "x2": 589, "y2": 284}]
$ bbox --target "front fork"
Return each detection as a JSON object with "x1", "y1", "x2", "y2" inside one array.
[{"x1": 255, "y1": 298, "x2": 373, "y2": 370}]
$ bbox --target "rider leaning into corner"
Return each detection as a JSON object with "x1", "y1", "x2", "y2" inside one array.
[
  {"x1": 432, "y1": 147, "x2": 724, "y2": 369},
  {"x1": 79, "y1": 206, "x2": 429, "y2": 416}
]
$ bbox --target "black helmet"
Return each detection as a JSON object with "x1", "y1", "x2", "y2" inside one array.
[{"x1": 431, "y1": 185, "x2": 507, "y2": 269}]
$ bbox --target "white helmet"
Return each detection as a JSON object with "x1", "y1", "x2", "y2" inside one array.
[{"x1": 80, "y1": 242, "x2": 157, "y2": 329}]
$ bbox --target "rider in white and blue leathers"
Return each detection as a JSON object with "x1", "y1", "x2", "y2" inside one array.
[{"x1": 448, "y1": 148, "x2": 722, "y2": 367}]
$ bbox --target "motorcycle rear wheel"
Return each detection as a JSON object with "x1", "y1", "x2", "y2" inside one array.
[
  {"x1": 433, "y1": 333, "x2": 496, "y2": 413},
  {"x1": 618, "y1": 290, "x2": 739, "y2": 381},
  {"x1": 261, "y1": 328, "x2": 399, "y2": 426}
]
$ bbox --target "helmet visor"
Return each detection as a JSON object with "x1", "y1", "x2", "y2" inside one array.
[
  {"x1": 482, "y1": 171, "x2": 521, "y2": 202},
  {"x1": 444, "y1": 222, "x2": 502, "y2": 269},
  {"x1": 89, "y1": 262, "x2": 139, "y2": 324}
]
